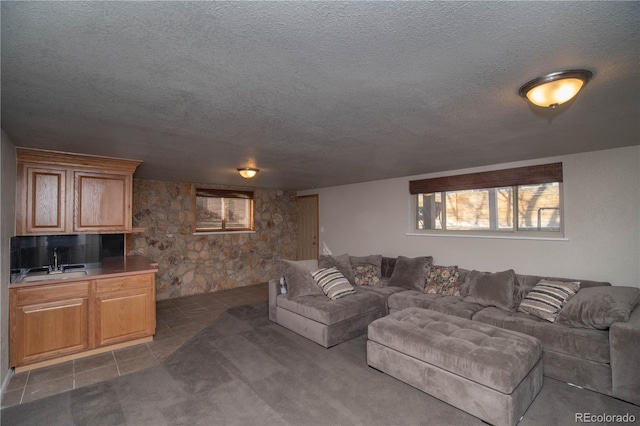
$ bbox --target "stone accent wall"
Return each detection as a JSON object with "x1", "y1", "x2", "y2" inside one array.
[{"x1": 128, "y1": 179, "x2": 297, "y2": 300}]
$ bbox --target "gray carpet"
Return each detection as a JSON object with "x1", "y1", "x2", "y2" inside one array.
[{"x1": 2, "y1": 303, "x2": 639, "y2": 426}]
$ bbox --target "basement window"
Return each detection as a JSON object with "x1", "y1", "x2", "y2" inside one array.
[
  {"x1": 410, "y1": 163, "x2": 563, "y2": 237},
  {"x1": 195, "y1": 188, "x2": 254, "y2": 233}
]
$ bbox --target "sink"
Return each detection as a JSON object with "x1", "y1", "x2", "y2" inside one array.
[{"x1": 21, "y1": 270, "x2": 88, "y2": 283}]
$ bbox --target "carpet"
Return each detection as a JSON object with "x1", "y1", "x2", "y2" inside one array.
[{"x1": 2, "y1": 303, "x2": 639, "y2": 425}]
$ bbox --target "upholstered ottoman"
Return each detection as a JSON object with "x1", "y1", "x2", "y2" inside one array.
[{"x1": 367, "y1": 308, "x2": 543, "y2": 426}]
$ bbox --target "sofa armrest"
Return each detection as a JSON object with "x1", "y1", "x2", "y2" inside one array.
[
  {"x1": 610, "y1": 304, "x2": 640, "y2": 405},
  {"x1": 268, "y1": 278, "x2": 280, "y2": 323}
]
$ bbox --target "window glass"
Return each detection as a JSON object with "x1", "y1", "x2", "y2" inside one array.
[
  {"x1": 415, "y1": 184, "x2": 561, "y2": 235},
  {"x1": 195, "y1": 190, "x2": 253, "y2": 232},
  {"x1": 517, "y1": 183, "x2": 561, "y2": 232}
]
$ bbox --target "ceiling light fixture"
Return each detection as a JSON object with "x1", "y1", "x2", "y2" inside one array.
[
  {"x1": 237, "y1": 168, "x2": 259, "y2": 179},
  {"x1": 519, "y1": 69, "x2": 593, "y2": 108}
]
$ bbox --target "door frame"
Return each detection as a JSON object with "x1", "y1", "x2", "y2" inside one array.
[{"x1": 297, "y1": 194, "x2": 319, "y2": 260}]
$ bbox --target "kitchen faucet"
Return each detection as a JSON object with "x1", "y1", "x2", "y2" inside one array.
[{"x1": 50, "y1": 247, "x2": 62, "y2": 274}]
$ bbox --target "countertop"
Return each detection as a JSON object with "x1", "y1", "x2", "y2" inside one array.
[{"x1": 10, "y1": 255, "x2": 158, "y2": 288}]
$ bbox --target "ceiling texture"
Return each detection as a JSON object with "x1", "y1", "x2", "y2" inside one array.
[{"x1": 2, "y1": 2, "x2": 639, "y2": 190}]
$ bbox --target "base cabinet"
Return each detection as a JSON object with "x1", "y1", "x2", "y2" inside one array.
[
  {"x1": 10, "y1": 282, "x2": 90, "y2": 366},
  {"x1": 10, "y1": 273, "x2": 156, "y2": 369},
  {"x1": 94, "y1": 274, "x2": 155, "y2": 347}
]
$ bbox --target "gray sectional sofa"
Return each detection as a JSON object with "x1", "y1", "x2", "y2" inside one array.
[{"x1": 268, "y1": 255, "x2": 640, "y2": 406}]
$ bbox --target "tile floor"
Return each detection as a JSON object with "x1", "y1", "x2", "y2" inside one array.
[{"x1": 1, "y1": 283, "x2": 268, "y2": 408}]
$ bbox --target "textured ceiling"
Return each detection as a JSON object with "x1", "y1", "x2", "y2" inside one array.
[{"x1": 2, "y1": 2, "x2": 639, "y2": 190}]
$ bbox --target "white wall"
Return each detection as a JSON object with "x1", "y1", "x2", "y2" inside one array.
[
  {"x1": 0, "y1": 130, "x2": 16, "y2": 401},
  {"x1": 300, "y1": 146, "x2": 640, "y2": 287}
]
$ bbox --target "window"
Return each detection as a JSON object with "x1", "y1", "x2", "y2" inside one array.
[
  {"x1": 195, "y1": 188, "x2": 254, "y2": 233},
  {"x1": 411, "y1": 163, "x2": 563, "y2": 236}
]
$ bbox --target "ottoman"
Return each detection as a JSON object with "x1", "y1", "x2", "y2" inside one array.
[{"x1": 367, "y1": 308, "x2": 543, "y2": 426}]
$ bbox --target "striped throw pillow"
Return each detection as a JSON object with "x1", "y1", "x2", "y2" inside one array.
[
  {"x1": 311, "y1": 267, "x2": 356, "y2": 300},
  {"x1": 518, "y1": 279, "x2": 581, "y2": 322}
]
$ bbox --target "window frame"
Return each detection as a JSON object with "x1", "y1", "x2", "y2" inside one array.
[
  {"x1": 409, "y1": 163, "x2": 565, "y2": 238},
  {"x1": 194, "y1": 188, "x2": 255, "y2": 234}
]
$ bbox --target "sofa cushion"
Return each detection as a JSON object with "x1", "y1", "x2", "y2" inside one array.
[
  {"x1": 319, "y1": 254, "x2": 355, "y2": 285},
  {"x1": 387, "y1": 256, "x2": 431, "y2": 291},
  {"x1": 350, "y1": 254, "x2": 382, "y2": 286},
  {"x1": 463, "y1": 269, "x2": 517, "y2": 312},
  {"x1": 518, "y1": 279, "x2": 581, "y2": 322},
  {"x1": 388, "y1": 291, "x2": 484, "y2": 320},
  {"x1": 281, "y1": 259, "x2": 324, "y2": 299},
  {"x1": 556, "y1": 286, "x2": 640, "y2": 330},
  {"x1": 368, "y1": 308, "x2": 542, "y2": 394},
  {"x1": 311, "y1": 267, "x2": 356, "y2": 300},
  {"x1": 276, "y1": 286, "x2": 386, "y2": 325},
  {"x1": 425, "y1": 265, "x2": 460, "y2": 296},
  {"x1": 381, "y1": 256, "x2": 433, "y2": 279},
  {"x1": 476, "y1": 309, "x2": 611, "y2": 364},
  {"x1": 357, "y1": 285, "x2": 407, "y2": 299}
]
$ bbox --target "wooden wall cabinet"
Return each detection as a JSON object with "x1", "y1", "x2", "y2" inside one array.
[
  {"x1": 16, "y1": 148, "x2": 141, "y2": 235},
  {"x1": 10, "y1": 273, "x2": 156, "y2": 369}
]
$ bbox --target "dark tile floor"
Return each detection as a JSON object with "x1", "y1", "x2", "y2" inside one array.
[{"x1": 1, "y1": 283, "x2": 268, "y2": 408}]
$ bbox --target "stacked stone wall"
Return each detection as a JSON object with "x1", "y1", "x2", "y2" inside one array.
[{"x1": 128, "y1": 179, "x2": 297, "y2": 300}]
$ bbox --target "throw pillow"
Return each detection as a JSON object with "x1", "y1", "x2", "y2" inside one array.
[
  {"x1": 463, "y1": 269, "x2": 517, "y2": 312},
  {"x1": 556, "y1": 286, "x2": 640, "y2": 330},
  {"x1": 425, "y1": 265, "x2": 460, "y2": 296},
  {"x1": 387, "y1": 256, "x2": 431, "y2": 291},
  {"x1": 350, "y1": 255, "x2": 382, "y2": 286},
  {"x1": 518, "y1": 279, "x2": 581, "y2": 322},
  {"x1": 311, "y1": 267, "x2": 356, "y2": 300},
  {"x1": 280, "y1": 259, "x2": 324, "y2": 299},
  {"x1": 319, "y1": 254, "x2": 355, "y2": 285}
]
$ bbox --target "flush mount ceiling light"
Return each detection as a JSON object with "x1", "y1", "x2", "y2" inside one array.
[
  {"x1": 519, "y1": 69, "x2": 593, "y2": 108},
  {"x1": 237, "y1": 168, "x2": 259, "y2": 179}
]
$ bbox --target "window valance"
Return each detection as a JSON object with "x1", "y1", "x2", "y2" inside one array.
[
  {"x1": 409, "y1": 162, "x2": 563, "y2": 194},
  {"x1": 195, "y1": 188, "x2": 253, "y2": 199}
]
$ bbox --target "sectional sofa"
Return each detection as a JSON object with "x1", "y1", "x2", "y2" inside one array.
[{"x1": 268, "y1": 254, "x2": 640, "y2": 406}]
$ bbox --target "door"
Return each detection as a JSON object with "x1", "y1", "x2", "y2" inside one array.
[
  {"x1": 297, "y1": 195, "x2": 319, "y2": 260},
  {"x1": 94, "y1": 274, "x2": 156, "y2": 347},
  {"x1": 74, "y1": 171, "x2": 131, "y2": 233},
  {"x1": 24, "y1": 166, "x2": 67, "y2": 234},
  {"x1": 10, "y1": 282, "x2": 90, "y2": 367}
]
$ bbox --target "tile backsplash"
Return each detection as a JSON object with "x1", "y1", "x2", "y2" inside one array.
[{"x1": 11, "y1": 234, "x2": 124, "y2": 272}]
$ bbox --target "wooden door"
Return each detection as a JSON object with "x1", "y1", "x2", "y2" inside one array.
[
  {"x1": 74, "y1": 171, "x2": 131, "y2": 233},
  {"x1": 94, "y1": 274, "x2": 155, "y2": 347},
  {"x1": 23, "y1": 166, "x2": 67, "y2": 234},
  {"x1": 297, "y1": 195, "x2": 319, "y2": 260},
  {"x1": 10, "y1": 282, "x2": 90, "y2": 367}
]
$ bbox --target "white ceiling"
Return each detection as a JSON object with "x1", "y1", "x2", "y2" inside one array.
[{"x1": 2, "y1": 2, "x2": 639, "y2": 190}]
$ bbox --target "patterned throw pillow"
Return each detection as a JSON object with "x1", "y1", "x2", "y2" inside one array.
[
  {"x1": 354, "y1": 265, "x2": 382, "y2": 286},
  {"x1": 311, "y1": 267, "x2": 356, "y2": 300},
  {"x1": 425, "y1": 265, "x2": 460, "y2": 296},
  {"x1": 518, "y1": 279, "x2": 581, "y2": 322}
]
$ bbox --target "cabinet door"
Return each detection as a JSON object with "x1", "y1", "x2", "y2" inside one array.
[
  {"x1": 23, "y1": 166, "x2": 67, "y2": 234},
  {"x1": 10, "y1": 282, "x2": 90, "y2": 367},
  {"x1": 94, "y1": 274, "x2": 156, "y2": 347},
  {"x1": 74, "y1": 171, "x2": 132, "y2": 233}
]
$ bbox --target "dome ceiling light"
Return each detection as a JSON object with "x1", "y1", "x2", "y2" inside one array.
[
  {"x1": 237, "y1": 168, "x2": 259, "y2": 179},
  {"x1": 519, "y1": 69, "x2": 593, "y2": 108}
]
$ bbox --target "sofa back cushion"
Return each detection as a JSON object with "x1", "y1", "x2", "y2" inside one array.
[
  {"x1": 463, "y1": 269, "x2": 517, "y2": 312},
  {"x1": 350, "y1": 254, "x2": 383, "y2": 286},
  {"x1": 518, "y1": 279, "x2": 581, "y2": 322},
  {"x1": 515, "y1": 275, "x2": 610, "y2": 307},
  {"x1": 319, "y1": 254, "x2": 355, "y2": 284},
  {"x1": 281, "y1": 259, "x2": 324, "y2": 299},
  {"x1": 388, "y1": 256, "x2": 431, "y2": 291},
  {"x1": 556, "y1": 286, "x2": 640, "y2": 330},
  {"x1": 382, "y1": 256, "x2": 433, "y2": 279}
]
